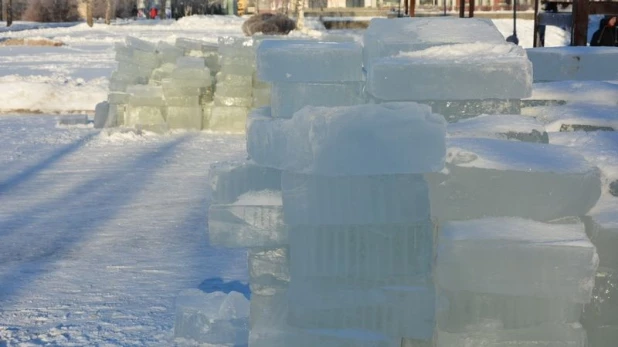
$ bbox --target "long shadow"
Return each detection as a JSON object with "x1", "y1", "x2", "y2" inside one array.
[
  {"x1": 0, "y1": 134, "x2": 192, "y2": 301},
  {"x1": 0, "y1": 132, "x2": 98, "y2": 195}
]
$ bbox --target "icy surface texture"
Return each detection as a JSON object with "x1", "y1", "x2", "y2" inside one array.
[
  {"x1": 157, "y1": 41, "x2": 183, "y2": 64},
  {"x1": 127, "y1": 85, "x2": 165, "y2": 107},
  {"x1": 437, "y1": 289, "x2": 583, "y2": 333},
  {"x1": 209, "y1": 106, "x2": 248, "y2": 133},
  {"x1": 427, "y1": 138, "x2": 602, "y2": 222},
  {"x1": 250, "y1": 328, "x2": 397, "y2": 347},
  {"x1": 584, "y1": 196, "x2": 618, "y2": 268},
  {"x1": 290, "y1": 221, "x2": 434, "y2": 286},
  {"x1": 367, "y1": 43, "x2": 532, "y2": 101},
  {"x1": 94, "y1": 101, "x2": 110, "y2": 129},
  {"x1": 271, "y1": 82, "x2": 366, "y2": 119},
  {"x1": 436, "y1": 218, "x2": 598, "y2": 302},
  {"x1": 527, "y1": 46, "x2": 618, "y2": 82},
  {"x1": 124, "y1": 106, "x2": 165, "y2": 127},
  {"x1": 363, "y1": 17, "x2": 506, "y2": 68},
  {"x1": 423, "y1": 99, "x2": 522, "y2": 123},
  {"x1": 582, "y1": 268, "x2": 618, "y2": 330},
  {"x1": 586, "y1": 325, "x2": 618, "y2": 347},
  {"x1": 448, "y1": 114, "x2": 548, "y2": 143},
  {"x1": 246, "y1": 103, "x2": 447, "y2": 176},
  {"x1": 281, "y1": 172, "x2": 429, "y2": 226},
  {"x1": 248, "y1": 247, "x2": 289, "y2": 295},
  {"x1": 107, "y1": 92, "x2": 129, "y2": 105},
  {"x1": 125, "y1": 36, "x2": 157, "y2": 53},
  {"x1": 288, "y1": 281, "x2": 435, "y2": 339},
  {"x1": 522, "y1": 103, "x2": 618, "y2": 132},
  {"x1": 527, "y1": 81, "x2": 618, "y2": 106},
  {"x1": 436, "y1": 323, "x2": 587, "y2": 347},
  {"x1": 174, "y1": 289, "x2": 249, "y2": 345},
  {"x1": 166, "y1": 106, "x2": 202, "y2": 130},
  {"x1": 256, "y1": 40, "x2": 363, "y2": 82},
  {"x1": 250, "y1": 291, "x2": 288, "y2": 330},
  {"x1": 208, "y1": 160, "x2": 281, "y2": 205}
]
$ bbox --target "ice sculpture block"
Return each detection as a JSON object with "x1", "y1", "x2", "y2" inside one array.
[
  {"x1": 132, "y1": 49, "x2": 160, "y2": 69},
  {"x1": 215, "y1": 83, "x2": 253, "y2": 97},
  {"x1": 175, "y1": 37, "x2": 206, "y2": 53},
  {"x1": 124, "y1": 106, "x2": 165, "y2": 127},
  {"x1": 587, "y1": 325, "x2": 618, "y2": 347},
  {"x1": 427, "y1": 138, "x2": 602, "y2": 222},
  {"x1": 165, "y1": 96, "x2": 200, "y2": 107},
  {"x1": 250, "y1": 328, "x2": 397, "y2": 347},
  {"x1": 437, "y1": 323, "x2": 587, "y2": 347},
  {"x1": 208, "y1": 160, "x2": 281, "y2": 205},
  {"x1": 521, "y1": 103, "x2": 618, "y2": 132},
  {"x1": 288, "y1": 281, "x2": 435, "y2": 340},
  {"x1": 208, "y1": 106, "x2": 248, "y2": 132},
  {"x1": 161, "y1": 78, "x2": 203, "y2": 97},
  {"x1": 281, "y1": 172, "x2": 430, "y2": 226},
  {"x1": 150, "y1": 63, "x2": 175, "y2": 84},
  {"x1": 436, "y1": 218, "x2": 598, "y2": 303},
  {"x1": 437, "y1": 289, "x2": 583, "y2": 333},
  {"x1": 526, "y1": 46, "x2": 618, "y2": 82},
  {"x1": 125, "y1": 36, "x2": 156, "y2": 53},
  {"x1": 290, "y1": 221, "x2": 434, "y2": 286},
  {"x1": 127, "y1": 85, "x2": 165, "y2": 107},
  {"x1": 582, "y1": 268, "x2": 618, "y2": 329},
  {"x1": 217, "y1": 72, "x2": 253, "y2": 86},
  {"x1": 157, "y1": 41, "x2": 183, "y2": 64},
  {"x1": 246, "y1": 103, "x2": 447, "y2": 176},
  {"x1": 174, "y1": 289, "x2": 249, "y2": 345},
  {"x1": 93, "y1": 101, "x2": 110, "y2": 129},
  {"x1": 271, "y1": 82, "x2": 365, "y2": 119},
  {"x1": 176, "y1": 56, "x2": 205, "y2": 68},
  {"x1": 214, "y1": 95, "x2": 253, "y2": 107},
  {"x1": 367, "y1": 43, "x2": 532, "y2": 101},
  {"x1": 362, "y1": 17, "x2": 506, "y2": 68},
  {"x1": 584, "y1": 196, "x2": 618, "y2": 268},
  {"x1": 250, "y1": 291, "x2": 288, "y2": 330},
  {"x1": 256, "y1": 40, "x2": 363, "y2": 82},
  {"x1": 448, "y1": 114, "x2": 548, "y2": 143},
  {"x1": 166, "y1": 106, "x2": 202, "y2": 130},
  {"x1": 171, "y1": 67, "x2": 211, "y2": 87},
  {"x1": 248, "y1": 247, "x2": 289, "y2": 295},
  {"x1": 209, "y1": 190, "x2": 286, "y2": 248}
]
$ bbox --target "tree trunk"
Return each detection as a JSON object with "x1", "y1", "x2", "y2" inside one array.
[
  {"x1": 105, "y1": 0, "x2": 112, "y2": 24},
  {"x1": 160, "y1": 0, "x2": 166, "y2": 19},
  {"x1": 6, "y1": 0, "x2": 12, "y2": 27},
  {"x1": 295, "y1": 0, "x2": 303, "y2": 30},
  {"x1": 86, "y1": 0, "x2": 93, "y2": 27}
]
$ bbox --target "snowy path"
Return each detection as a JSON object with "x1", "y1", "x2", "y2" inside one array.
[{"x1": 0, "y1": 116, "x2": 248, "y2": 346}]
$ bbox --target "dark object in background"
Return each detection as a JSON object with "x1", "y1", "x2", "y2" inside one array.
[
  {"x1": 610, "y1": 180, "x2": 618, "y2": 197},
  {"x1": 242, "y1": 13, "x2": 296, "y2": 36}
]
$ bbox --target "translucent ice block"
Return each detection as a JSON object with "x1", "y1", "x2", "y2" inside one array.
[
  {"x1": 367, "y1": 43, "x2": 532, "y2": 101},
  {"x1": 584, "y1": 196, "x2": 618, "y2": 268},
  {"x1": 166, "y1": 106, "x2": 202, "y2": 130},
  {"x1": 424, "y1": 99, "x2": 522, "y2": 123},
  {"x1": 218, "y1": 36, "x2": 255, "y2": 58},
  {"x1": 281, "y1": 172, "x2": 429, "y2": 226},
  {"x1": 116, "y1": 61, "x2": 153, "y2": 79},
  {"x1": 171, "y1": 67, "x2": 211, "y2": 86},
  {"x1": 208, "y1": 160, "x2": 281, "y2": 205},
  {"x1": 521, "y1": 103, "x2": 618, "y2": 132},
  {"x1": 426, "y1": 138, "x2": 602, "y2": 222},
  {"x1": 208, "y1": 106, "x2": 248, "y2": 133},
  {"x1": 248, "y1": 247, "x2": 289, "y2": 295},
  {"x1": 202, "y1": 103, "x2": 212, "y2": 129},
  {"x1": 448, "y1": 114, "x2": 549, "y2": 143},
  {"x1": 108, "y1": 103, "x2": 124, "y2": 127},
  {"x1": 176, "y1": 56, "x2": 205, "y2": 69},
  {"x1": 220, "y1": 63, "x2": 255, "y2": 76},
  {"x1": 208, "y1": 190, "x2": 286, "y2": 248},
  {"x1": 253, "y1": 87, "x2": 271, "y2": 108},
  {"x1": 125, "y1": 36, "x2": 156, "y2": 53},
  {"x1": 215, "y1": 83, "x2": 253, "y2": 98},
  {"x1": 217, "y1": 72, "x2": 253, "y2": 86},
  {"x1": 581, "y1": 268, "x2": 618, "y2": 329},
  {"x1": 526, "y1": 46, "x2": 618, "y2": 82},
  {"x1": 436, "y1": 323, "x2": 587, "y2": 347},
  {"x1": 157, "y1": 41, "x2": 183, "y2": 64},
  {"x1": 288, "y1": 281, "x2": 435, "y2": 339},
  {"x1": 362, "y1": 17, "x2": 506, "y2": 68},
  {"x1": 132, "y1": 49, "x2": 160, "y2": 69},
  {"x1": 108, "y1": 92, "x2": 130, "y2": 105},
  {"x1": 271, "y1": 82, "x2": 365, "y2": 119},
  {"x1": 257, "y1": 40, "x2": 363, "y2": 82},
  {"x1": 587, "y1": 325, "x2": 618, "y2": 347},
  {"x1": 437, "y1": 289, "x2": 583, "y2": 333},
  {"x1": 165, "y1": 96, "x2": 200, "y2": 107},
  {"x1": 436, "y1": 218, "x2": 599, "y2": 302},
  {"x1": 161, "y1": 78, "x2": 203, "y2": 97},
  {"x1": 250, "y1": 291, "x2": 288, "y2": 330},
  {"x1": 214, "y1": 95, "x2": 253, "y2": 108},
  {"x1": 290, "y1": 221, "x2": 434, "y2": 286},
  {"x1": 246, "y1": 103, "x2": 447, "y2": 175},
  {"x1": 93, "y1": 101, "x2": 110, "y2": 129},
  {"x1": 175, "y1": 37, "x2": 206, "y2": 53},
  {"x1": 250, "y1": 328, "x2": 397, "y2": 347},
  {"x1": 174, "y1": 289, "x2": 249, "y2": 345},
  {"x1": 114, "y1": 42, "x2": 133, "y2": 62},
  {"x1": 125, "y1": 106, "x2": 165, "y2": 127}
]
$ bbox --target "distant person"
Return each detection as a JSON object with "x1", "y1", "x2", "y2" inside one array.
[
  {"x1": 131, "y1": 5, "x2": 138, "y2": 19},
  {"x1": 591, "y1": 16, "x2": 618, "y2": 46},
  {"x1": 150, "y1": 7, "x2": 159, "y2": 19}
]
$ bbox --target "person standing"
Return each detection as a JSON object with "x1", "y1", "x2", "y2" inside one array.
[
  {"x1": 591, "y1": 16, "x2": 618, "y2": 46},
  {"x1": 150, "y1": 7, "x2": 159, "y2": 19}
]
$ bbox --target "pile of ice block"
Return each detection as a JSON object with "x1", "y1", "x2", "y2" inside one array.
[{"x1": 364, "y1": 17, "x2": 533, "y2": 122}]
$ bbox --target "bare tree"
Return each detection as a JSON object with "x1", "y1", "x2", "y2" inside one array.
[
  {"x1": 86, "y1": 0, "x2": 92, "y2": 26},
  {"x1": 159, "y1": 0, "x2": 165, "y2": 18},
  {"x1": 294, "y1": 0, "x2": 303, "y2": 30},
  {"x1": 6, "y1": 0, "x2": 13, "y2": 26},
  {"x1": 105, "y1": 0, "x2": 112, "y2": 23}
]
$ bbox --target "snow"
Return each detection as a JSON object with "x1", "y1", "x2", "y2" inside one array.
[
  {"x1": 529, "y1": 81, "x2": 618, "y2": 105},
  {"x1": 523, "y1": 103, "x2": 618, "y2": 132},
  {"x1": 0, "y1": 14, "x2": 615, "y2": 346},
  {"x1": 233, "y1": 190, "x2": 282, "y2": 206}
]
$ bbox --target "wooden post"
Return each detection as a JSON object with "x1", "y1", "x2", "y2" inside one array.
[
  {"x1": 468, "y1": 0, "x2": 474, "y2": 17},
  {"x1": 409, "y1": 0, "x2": 415, "y2": 16},
  {"x1": 404, "y1": 0, "x2": 408, "y2": 16},
  {"x1": 459, "y1": 0, "x2": 465, "y2": 17},
  {"x1": 572, "y1": 0, "x2": 589, "y2": 46}
]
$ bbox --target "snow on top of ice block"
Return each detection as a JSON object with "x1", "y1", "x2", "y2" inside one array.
[
  {"x1": 126, "y1": 85, "x2": 163, "y2": 97},
  {"x1": 233, "y1": 190, "x2": 282, "y2": 206},
  {"x1": 125, "y1": 36, "x2": 157, "y2": 52},
  {"x1": 589, "y1": 195, "x2": 618, "y2": 229},
  {"x1": 175, "y1": 289, "x2": 249, "y2": 319},
  {"x1": 523, "y1": 103, "x2": 618, "y2": 132},
  {"x1": 448, "y1": 115, "x2": 545, "y2": 138},
  {"x1": 447, "y1": 137, "x2": 595, "y2": 174},
  {"x1": 365, "y1": 17, "x2": 505, "y2": 45},
  {"x1": 442, "y1": 218, "x2": 591, "y2": 247},
  {"x1": 395, "y1": 42, "x2": 523, "y2": 62},
  {"x1": 528, "y1": 45, "x2": 618, "y2": 56},
  {"x1": 528, "y1": 81, "x2": 618, "y2": 106}
]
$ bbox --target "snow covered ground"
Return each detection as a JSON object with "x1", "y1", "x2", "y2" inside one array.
[{"x1": 0, "y1": 14, "x2": 616, "y2": 347}]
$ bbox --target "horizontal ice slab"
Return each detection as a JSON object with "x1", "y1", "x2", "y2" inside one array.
[
  {"x1": 363, "y1": 17, "x2": 506, "y2": 68},
  {"x1": 281, "y1": 172, "x2": 429, "y2": 226},
  {"x1": 248, "y1": 247, "x2": 289, "y2": 295},
  {"x1": 246, "y1": 103, "x2": 447, "y2": 176},
  {"x1": 427, "y1": 137, "x2": 602, "y2": 221},
  {"x1": 208, "y1": 160, "x2": 281, "y2": 204},
  {"x1": 437, "y1": 289, "x2": 583, "y2": 333},
  {"x1": 166, "y1": 106, "x2": 202, "y2": 130},
  {"x1": 448, "y1": 114, "x2": 548, "y2": 143},
  {"x1": 436, "y1": 218, "x2": 598, "y2": 302},
  {"x1": 527, "y1": 81, "x2": 618, "y2": 106},
  {"x1": 250, "y1": 328, "x2": 398, "y2": 347},
  {"x1": 290, "y1": 221, "x2": 434, "y2": 285},
  {"x1": 526, "y1": 46, "x2": 618, "y2": 82},
  {"x1": 270, "y1": 82, "x2": 365, "y2": 119},
  {"x1": 288, "y1": 281, "x2": 435, "y2": 339},
  {"x1": 522, "y1": 103, "x2": 618, "y2": 132},
  {"x1": 256, "y1": 40, "x2": 363, "y2": 82},
  {"x1": 174, "y1": 289, "x2": 249, "y2": 345},
  {"x1": 437, "y1": 323, "x2": 587, "y2": 347},
  {"x1": 584, "y1": 196, "x2": 618, "y2": 268},
  {"x1": 208, "y1": 106, "x2": 248, "y2": 133},
  {"x1": 367, "y1": 43, "x2": 532, "y2": 101}
]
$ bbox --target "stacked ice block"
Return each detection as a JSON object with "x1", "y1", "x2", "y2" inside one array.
[
  {"x1": 250, "y1": 38, "x2": 448, "y2": 344},
  {"x1": 110, "y1": 37, "x2": 160, "y2": 93},
  {"x1": 364, "y1": 18, "x2": 532, "y2": 122},
  {"x1": 205, "y1": 161, "x2": 289, "y2": 346},
  {"x1": 124, "y1": 84, "x2": 167, "y2": 133},
  {"x1": 427, "y1": 137, "x2": 601, "y2": 346}
]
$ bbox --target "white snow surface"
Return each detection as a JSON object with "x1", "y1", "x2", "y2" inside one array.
[
  {"x1": 529, "y1": 81, "x2": 618, "y2": 105},
  {"x1": 0, "y1": 14, "x2": 613, "y2": 347},
  {"x1": 233, "y1": 190, "x2": 282, "y2": 206}
]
